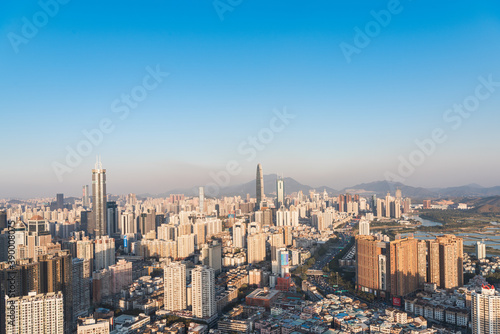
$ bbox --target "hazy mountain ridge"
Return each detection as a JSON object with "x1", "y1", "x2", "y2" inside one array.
[
  {"x1": 468, "y1": 196, "x2": 500, "y2": 213},
  {"x1": 138, "y1": 177, "x2": 500, "y2": 199}
]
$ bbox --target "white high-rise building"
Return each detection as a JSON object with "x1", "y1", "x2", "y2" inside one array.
[
  {"x1": 6, "y1": 291, "x2": 64, "y2": 334},
  {"x1": 472, "y1": 285, "x2": 500, "y2": 334},
  {"x1": 359, "y1": 219, "x2": 370, "y2": 236},
  {"x1": 120, "y1": 211, "x2": 136, "y2": 235},
  {"x1": 191, "y1": 265, "x2": 216, "y2": 319},
  {"x1": 177, "y1": 234, "x2": 195, "y2": 259},
  {"x1": 233, "y1": 221, "x2": 246, "y2": 249},
  {"x1": 276, "y1": 176, "x2": 285, "y2": 206},
  {"x1": 276, "y1": 209, "x2": 291, "y2": 227},
  {"x1": 164, "y1": 262, "x2": 187, "y2": 311},
  {"x1": 199, "y1": 187, "x2": 204, "y2": 213},
  {"x1": 94, "y1": 236, "x2": 115, "y2": 271},
  {"x1": 476, "y1": 241, "x2": 486, "y2": 260},
  {"x1": 92, "y1": 157, "x2": 107, "y2": 237}
]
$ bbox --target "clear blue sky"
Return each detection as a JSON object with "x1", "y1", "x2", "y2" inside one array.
[{"x1": 1, "y1": 0, "x2": 499, "y2": 198}]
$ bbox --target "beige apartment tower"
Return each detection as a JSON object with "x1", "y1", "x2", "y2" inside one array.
[
  {"x1": 164, "y1": 262, "x2": 187, "y2": 311},
  {"x1": 389, "y1": 237, "x2": 419, "y2": 297}
]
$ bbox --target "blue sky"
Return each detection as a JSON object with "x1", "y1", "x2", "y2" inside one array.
[{"x1": 1, "y1": 0, "x2": 499, "y2": 198}]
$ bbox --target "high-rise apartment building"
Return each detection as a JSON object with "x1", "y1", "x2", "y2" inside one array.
[
  {"x1": 476, "y1": 241, "x2": 486, "y2": 260},
  {"x1": 270, "y1": 232, "x2": 284, "y2": 262},
  {"x1": 427, "y1": 235, "x2": 464, "y2": 289},
  {"x1": 472, "y1": 284, "x2": 500, "y2": 334},
  {"x1": 177, "y1": 234, "x2": 196, "y2": 259},
  {"x1": 247, "y1": 233, "x2": 266, "y2": 264},
  {"x1": 38, "y1": 251, "x2": 73, "y2": 334},
  {"x1": 417, "y1": 240, "x2": 427, "y2": 288},
  {"x1": 92, "y1": 158, "x2": 107, "y2": 237},
  {"x1": 389, "y1": 237, "x2": 419, "y2": 297},
  {"x1": 436, "y1": 234, "x2": 463, "y2": 289},
  {"x1": 94, "y1": 236, "x2": 115, "y2": 271},
  {"x1": 200, "y1": 241, "x2": 222, "y2": 274},
  {"x1": 5, "y1": 291, "x2": 64, "y2": 334},
  {"x1": 359, "y1": 219, "x2": 370, "y2": 236},
  {"x1": 72, "y1": 258, "x2": 91, "y2": 320},
  {"x1": 233, "y1": 221, "x2": 246, "y2": 249},
  {"x1": 191, "y1": 265, "x2": 216, "y2": 319},
  {"x1": 164, "y1": 262, "x2": 187, "y2": 311},
  {"x1": 427, "y1": 239, "x2": 440, "y2": 285},
  {"x1": 356, "y1": 235, "x2": 386, "y2": 295}
]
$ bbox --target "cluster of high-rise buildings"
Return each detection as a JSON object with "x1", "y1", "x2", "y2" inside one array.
[
  {"x1": 164, "y1": 262, "x2": 216, "y2": 319},
  {"x1": 356, "y1": 234, "x2": 464, "y2": 300},
  {"x1": 5, "y1": 160, "x2": 494, "y2": 333}
]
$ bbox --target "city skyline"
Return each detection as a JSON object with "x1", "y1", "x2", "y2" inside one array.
[
  {"x1": 2, "y1": 2, "x2": 499, "y2": 332},
  {"x1": 1, "y1": 1, "x2": 500, "y2": 197}
]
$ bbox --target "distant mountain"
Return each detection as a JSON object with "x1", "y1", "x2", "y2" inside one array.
[
  {"x1": 434, "y1": 185, "x2": 500, "y2": 197},
  {"x1": 468, "y1": 196, "x2": 500, "y2": 213},
  {"x1": 342, "y1": 181, "x2": 437, "y2": 198},
  {"x1": 140, "y1": 178, "x2": 500, "y2": 200},
  {"x1": 228, "y1": 174, "x2": 338, "y2": 197},
  {"x1": 140, "y1": 174, "x2": 338, "y2": 198}
]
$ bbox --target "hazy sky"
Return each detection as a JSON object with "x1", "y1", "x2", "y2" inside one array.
[{"x1": 1, "y1": 1, "x2": 500, "y2": 198}]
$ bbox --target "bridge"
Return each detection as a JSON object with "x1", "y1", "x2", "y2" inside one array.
[{"x1": 306, "y1": 269, "x2": 325, "y2": 276}]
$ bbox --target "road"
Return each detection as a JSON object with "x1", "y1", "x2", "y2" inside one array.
[{"x1": 310, "y1": 221, "x2": 354, "y2": 271}]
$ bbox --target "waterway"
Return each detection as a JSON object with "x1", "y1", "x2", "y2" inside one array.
[{"x1": 401, "y1": 216, "x2": 500, "y2": 253}]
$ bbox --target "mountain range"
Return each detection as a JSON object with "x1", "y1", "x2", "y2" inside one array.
[{"x1": 139, "y1": 175, "x2": 500, "y2": 199}]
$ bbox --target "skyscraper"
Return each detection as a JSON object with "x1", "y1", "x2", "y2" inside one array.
[
  {"x1": 276, "y1": 175, "x2": 285, "y2": 207},
  {"x1": 191, "y1": 265, "x2": 216, "y2": 319},
  {"x1": 82, "y1": 185, "x2": 90, "y2": 208},
  {"x1": 164, "y1": 262, "x2": 187, "y2": 312},
  {"x1": 256, "y1": 163, "x2": 264, "y2": 210},
  {"x1": 472, "y1": 285, "x2": 500, "y2": 334},
  {"x1": 92, "y1": 157, "x2": 107, "y2": 237},
  {"x1": 199, "y1": 186, "x2": 204, "y2": 213},
  {"x1": 56, "y1": 193, "x2": 64, "y2": 210},
  {"x1": 106, "y1": 201, "x2": 118, "y2": 236}
]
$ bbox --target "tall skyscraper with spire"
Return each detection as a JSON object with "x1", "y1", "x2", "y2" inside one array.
[
  {"x1": 92, "y1": 157, "x2": 107, "y2": 237},
  {"x1": 256, "y1": 163, "x2": 264, "y2": 210}
]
